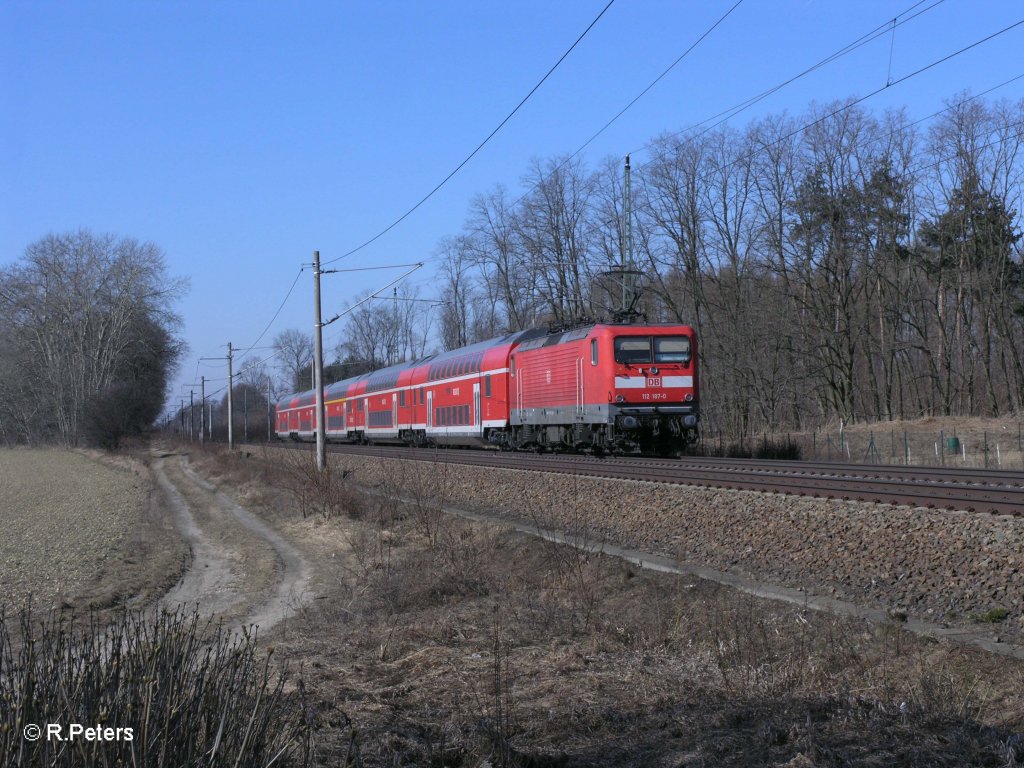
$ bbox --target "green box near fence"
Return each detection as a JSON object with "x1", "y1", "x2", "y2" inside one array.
[{"x1": 946, "y1": 436, "x2": 960, "y2": 451}]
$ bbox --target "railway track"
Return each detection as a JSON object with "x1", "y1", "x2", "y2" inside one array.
[{"x1": 271, "y1": 442, "x2": 1024, "y2": 516}]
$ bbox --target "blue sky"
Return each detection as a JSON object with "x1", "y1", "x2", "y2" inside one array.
[{"x1": 2, "y1": 1, "x2": 1022, "y2": 409}]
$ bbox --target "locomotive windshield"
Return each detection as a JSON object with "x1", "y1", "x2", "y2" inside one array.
[
  {"x1": 654, "y1": 336, "x2": 691, "y2": 363},
  {"x1": 614, "y1": 337, "x2": 652, "y2": 364},
  {"x1": 614, "y1": 335, "x2": 691, "y2": 364}
]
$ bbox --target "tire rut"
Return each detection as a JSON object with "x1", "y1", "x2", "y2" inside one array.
[{"x1": 154, "y1": 454, "x2": 312, "y2": 632}]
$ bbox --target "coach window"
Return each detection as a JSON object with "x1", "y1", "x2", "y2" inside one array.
[
  {"x1": 590, "y1": 338, "x2": 598, "y2": 366},
  {"x1": 399, "y1": 391, "x2": 405, "y2": 406},
  {"x1": 654, "y1": 336, "x2": 691, "y2": 364},
  {"x1": 484, "y1": 374, "x2": 491, "y2": 397},
  {"x1": 614, "y1": 337, "x2": 652, "y2": 365},
  {"x1": 510, "y1": 356, "x2": 516, "y2": 377}
]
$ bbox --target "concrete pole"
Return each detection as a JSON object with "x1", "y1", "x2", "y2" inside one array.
[
  {"x1": 189, "y1": 390, "x2": 194, "y2": 441},
  {"x1": 243, "y1": 386, "x2": 248, "y2": 443},
  {"x1": 227, "y1": 341, "x2": 234, "y2": 450},
  {"x1": 313, "y1": 250, "x2": 327, "y2": 471},
  {"x1": 267, "y1": 379, "x2": 273, "y2": 442},
  {"x1": 200, "y1": 375, "x2": 206, "y2": 445}
]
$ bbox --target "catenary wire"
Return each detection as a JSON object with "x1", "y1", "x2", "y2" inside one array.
[
  {"x1": 562, "y1": 0, "x2": 747, "y2": 167},
  {"x1": 200, "y1": 0, "x2": 945, "y2": 390},
  {"x1": 631, "y1": 18, "x2": 1024, "y2": 190},
  {"x1": 502, "y1": 0, "x2": 947, "y2": 217},
  {"x1": 659, "y1": 0, "x2": 946, "y2": 146},
  {"x1": 321, "y1": 0, "x2": 616, "y2": 266},
  {"x1": 233, "y1": 266, "x2": 304, "y2": 370},
  {"x1": 177, "y1": 11, "x2": 1022, "y2": 411}
]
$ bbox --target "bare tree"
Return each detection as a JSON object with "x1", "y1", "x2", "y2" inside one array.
[
  {"x1": 0, "y1": 230, "x2": 186, "y2": 446},
  {"x1": 272, "y1": 328, "x2": 314, "y2": 392},
  {"x1": 466, "y1": 186, "x2": 538, "y2": 331},
  {"x1": 335, "y1": 284, "x2": 433, "y2": 371},
  {"x1": 516, "y1": 156, "x2": 598, "y2": 324},
  {"x1": 424, "y1": 93, "x2": 1024, "y2": 435}
]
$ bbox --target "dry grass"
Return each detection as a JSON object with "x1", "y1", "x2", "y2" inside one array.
[{"x1": 183, "y1": 444, "x2": 1024, "y2": 767}]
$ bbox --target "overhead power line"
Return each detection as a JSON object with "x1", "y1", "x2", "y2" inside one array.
[
  {"x1": 322, "y1": 0, "x2": 617, "y2": 266},
  {"x1": 905, "y1": 118, "x2": 1024, "y2": 179},
  {"x1": 234, "y1": 266, "x2": 304, "y2": 371},
  {"x1": 656, "y1": 16, "x2": 1024, "y2": 182},
  {"x1": 203, "y1": 0, "x2": 926, "y2": 396},
  {"x1": 506, "y1": 0, "x2": 945, "y2": 217},
  {"x1": 564, "y1": 0, "x2": 747, "y2": 165},
  {"x1": 666, "y1": 0, "x2": 946, "y2": 145}
]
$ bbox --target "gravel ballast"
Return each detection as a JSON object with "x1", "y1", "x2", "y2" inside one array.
[{"x1": 331, "y1": 452, "x2": 1024, "y2": 639}]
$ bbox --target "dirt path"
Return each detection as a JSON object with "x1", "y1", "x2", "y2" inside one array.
[{"x1": 153, "y1": 453, "x2": 312, "y2": 632}]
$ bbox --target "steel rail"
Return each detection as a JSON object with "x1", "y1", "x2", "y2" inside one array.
[{"x1": 267, "y1": 442, "x2": 1024, "y2": 516}]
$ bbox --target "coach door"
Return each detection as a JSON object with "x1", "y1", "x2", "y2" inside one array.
[
  {"x1": 392, "y1": 393, "x2": 398, "y2": 431},
  {"x1": 473, "y1": 382, "x2": 481, "y2": 433},
  {"x1": 427, "y1": 390, "x2": 433, "y2": 429}
]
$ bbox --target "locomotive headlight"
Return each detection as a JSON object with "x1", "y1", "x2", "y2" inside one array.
[
  {"x1": 615, "y1": 395, "x2": 625, "y2": 403},
  {"x1": 650, "y1": 367, "x2": 659, "y2": 375},
  {"x1": 684, "y1": 393, "x2": 693, "y2": 402}
]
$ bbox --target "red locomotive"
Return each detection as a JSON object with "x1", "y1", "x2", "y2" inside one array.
[{"x1": 275, "y1": 323, "x2": 699, "y2": 454}]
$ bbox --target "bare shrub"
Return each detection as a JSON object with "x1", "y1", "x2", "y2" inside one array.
[
  {"x1": 529, "y1": 492, "x2": 603, "y2": 635},
  {"x1": 277, "y1": 448, "x2": 359, "y2": 520},
  {"x1": 0, "y1": 605, "x2": 320, "y2": 767},
  {"x1": 475, "y1": 604, "x2": 519, "y2": 767}
]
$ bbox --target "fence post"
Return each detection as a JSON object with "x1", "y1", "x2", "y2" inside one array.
[
  {"x1": 940, "y1": 430, "x2": 945, "y2": 466},
  {"x1": 904, "y1": 431, "x2": 910, "y2": 465}
]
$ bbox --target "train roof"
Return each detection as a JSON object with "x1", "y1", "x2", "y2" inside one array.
[
  {"x1": 276, "y1": 323, "x2": 696, "y2": 409},
  {"x1": 277, "y1": 328, "x2": 545, "y2": 408}
]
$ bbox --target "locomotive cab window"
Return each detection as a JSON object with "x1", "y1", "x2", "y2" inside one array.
[
  {"x1": 590, "y1": 338, "x2": 598, "y2": 366},
  {"x1": 654, "y1": 336, "x2": 691, "y2": 364},
  {"x1": 614, "y1": 337, "x2": 652, "y2": 364}
]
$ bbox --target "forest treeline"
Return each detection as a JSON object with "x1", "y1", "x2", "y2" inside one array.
[
  {"x1": 0, "y1": 230, "x2": 186, "y2": 447},
  {"x1": 416, "y1": 95, "x2": 1023, "y2": 435}
]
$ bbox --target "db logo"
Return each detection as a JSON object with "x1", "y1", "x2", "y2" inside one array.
[{"x1": 646, "y1": 377, "x2": 662, "y2": 387}]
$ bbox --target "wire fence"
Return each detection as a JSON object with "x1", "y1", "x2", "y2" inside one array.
[{"x1": 700, "y1": 423, "x2": 1024, "y2": 469}]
